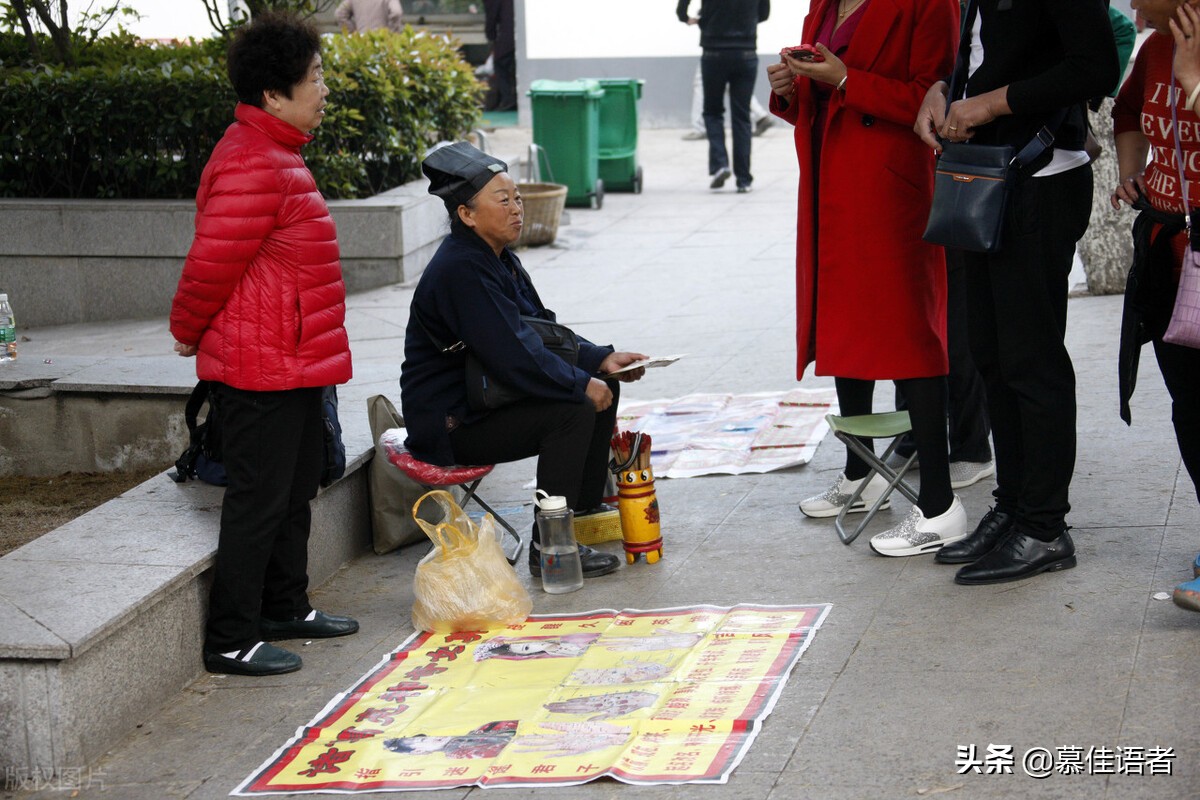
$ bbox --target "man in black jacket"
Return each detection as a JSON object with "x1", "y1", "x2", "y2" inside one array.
[
  {"x1": 914, "y1": 0, "x2": 1119, "y2": 585},
  {"x1": 678, "y1": 0, "x2": 770, "y2": 192}
]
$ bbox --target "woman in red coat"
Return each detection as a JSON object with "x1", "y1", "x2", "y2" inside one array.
[
  {"x1": 170, "y1": 13, "x2": 356, "y2": 677},
  {"x1": 766, "y1": 0, "x2": 965, "y2": 557}
]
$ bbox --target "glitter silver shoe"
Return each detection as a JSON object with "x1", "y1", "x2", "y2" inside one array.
[
  {"x1": 869, "y1": 497, "x2": 968, "y2": 557},
  {"x1": 800, "y1": 472, "x2": 890, "y2": 519}
]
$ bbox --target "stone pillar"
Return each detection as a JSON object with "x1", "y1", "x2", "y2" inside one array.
[{"x1": 1079, "y1": 98, "x2": 1134, "y2": 296}]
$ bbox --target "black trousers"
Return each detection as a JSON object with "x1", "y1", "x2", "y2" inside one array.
[
  {"x1": 205, "y1": 384, "x2": 323, "y2": 653},
  {"x1": 449, "y1": 381, "x2": 619, "y2": 514},
  {"x1": 1153, "y1": 337, "x2": 1200, "y2": 499},
  {"x1": 701, "y1": 49, "x2": 757, "y2": 188},
  {"x1": 962, "y1": 165, "x2": 1093, "y2": 539},
  {"x1": 895, "y1": 250, "x2": 993, "y2": 463}
]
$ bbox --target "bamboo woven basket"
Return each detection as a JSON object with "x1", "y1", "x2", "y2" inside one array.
[{"x1": 515, "y1": 182, "x2": 567, "y2": 247}]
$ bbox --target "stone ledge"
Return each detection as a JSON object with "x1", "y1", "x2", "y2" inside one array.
[
  {"x1": 0, "y1": 179, "x2": 445, "y2": 329},
  {"x1": 0, "y1": 442, "x2": 373, "y2": 775}
]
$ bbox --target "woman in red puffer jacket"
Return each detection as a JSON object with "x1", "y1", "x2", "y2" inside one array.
[{"x1": 169, "y1": 12, "x2": 355, "y2": 679}]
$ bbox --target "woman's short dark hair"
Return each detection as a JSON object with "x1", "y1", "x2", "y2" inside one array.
[{"x1": 227, "y1": 12, "x2": 321, "y2": 107}]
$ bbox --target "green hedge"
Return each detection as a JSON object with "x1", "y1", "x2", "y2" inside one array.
[{"x1": 0, "y1": 28, "x2": 483, "y2": 199}]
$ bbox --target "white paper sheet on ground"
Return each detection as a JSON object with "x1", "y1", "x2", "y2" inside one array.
[{"x1": 616, "y1": 388, "x2": 839, "y2": 478}]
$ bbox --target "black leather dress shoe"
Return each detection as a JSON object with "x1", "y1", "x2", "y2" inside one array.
[
  {"x1": 935, "y1": 507, "x2": 1015, "y2": 564},
  {"x1": 955, "y1": 529, "x2": 1076, "y2": 585},
  {"x1": 530, "y1": 544, "x2": 620, "y2": 578},
  {"x1": 260, "y1": 610, "x2": 359, "y2": 640},
  {"x1": 203, "y1": 642, "x2": 302, "y2": 676}
]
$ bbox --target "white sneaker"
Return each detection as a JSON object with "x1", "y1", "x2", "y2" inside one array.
[
  {"x1": 884, "y1": 450, "x2": 918, "y2": 472},
  {"x1": 949, "y1": 460, "x2": 995, "y2": 489},
  {"x1": 869, "y1": 496, "x2": 968, "y2": 557},
  {"x1": 800, "y1": 472, "x2": 890, "y2": 519}
]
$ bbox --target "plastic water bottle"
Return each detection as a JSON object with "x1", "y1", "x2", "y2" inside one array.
[
  {"x1": 534, "y1": 490, "x2": 584, "y2": 594},
  {"x1": 0, "y1": 293, "x2": 15, "y2": 362}
]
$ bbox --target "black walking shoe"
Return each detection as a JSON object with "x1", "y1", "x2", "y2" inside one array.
[
  {"x1": 203, "y1": 642, "x2": 302, "y2": 676},
  {"x1": 261, "y1": 610, "x2": 359, "y2": 640},
  {"x1": 935, "y1": 507, "x2": 1014, "y2": 564},
  {"x1": 954, "y1": 529, "x2": 1076, "y2": 585}
]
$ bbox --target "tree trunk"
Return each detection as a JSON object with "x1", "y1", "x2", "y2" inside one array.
[{"x1": 1079, "y1": 98, "x2": 1133, "y2": 296}]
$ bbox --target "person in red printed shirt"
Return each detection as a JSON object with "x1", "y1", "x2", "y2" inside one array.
[{"x1": 1112, "y1": 0, "x2": 1200, "y2": 614}]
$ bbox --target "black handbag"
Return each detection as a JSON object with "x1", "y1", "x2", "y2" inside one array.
[
  {"x1": 412, "y1": 307, "x2": 580, "y2": 411},
  {"x1": 923, "y1": 141, "x2": 1017, "y2": 253}
]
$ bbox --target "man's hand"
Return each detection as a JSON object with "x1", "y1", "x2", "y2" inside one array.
[{"x1": 174, "y1": 341, "x2": 197, "y2": 358}]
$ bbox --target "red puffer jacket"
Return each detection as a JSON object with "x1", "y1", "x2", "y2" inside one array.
[{"x1": 170, "y1": 103, "x2": 352, "y2": 391}]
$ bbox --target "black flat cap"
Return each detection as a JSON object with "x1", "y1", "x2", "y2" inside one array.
[{"x1": 422, "y1": 141, "x2": 508, "y2": 209}]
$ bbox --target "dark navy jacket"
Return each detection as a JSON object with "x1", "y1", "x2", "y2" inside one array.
[{"x1": 400, "y1": 230, "x2": 613, "y2": 465}]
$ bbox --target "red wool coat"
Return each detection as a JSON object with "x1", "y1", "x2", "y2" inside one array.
[
  {"x1": 170, "y1": 103, "x2": 352, "y2": 391},
  {"x1": 771, "y1": 0, "x2": 958, "y2": 380}
]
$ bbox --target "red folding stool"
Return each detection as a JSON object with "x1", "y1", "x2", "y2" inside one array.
[{"x1": 378, "y1": 428, "x2": 523, "y2": 563}]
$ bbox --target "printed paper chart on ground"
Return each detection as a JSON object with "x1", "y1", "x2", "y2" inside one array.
[
  {"x1": 616, "y1": 388, "x2": 838, "y2": 478},
  {"x1": 234, "y1": 603, "x2": 831, "y2": 794}
]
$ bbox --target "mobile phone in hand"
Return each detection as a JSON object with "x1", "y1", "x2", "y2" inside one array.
[{"x1": 784, "y1": 44, "x2": 823, "y2": 62}]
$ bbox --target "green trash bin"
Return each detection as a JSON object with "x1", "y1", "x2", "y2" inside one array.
[
  {"x1": 529, "y1": 79, "x2": 604, "y2": 209},
  {"x1": 595, "y1": 78, "x2": 644, "y2": 193}
]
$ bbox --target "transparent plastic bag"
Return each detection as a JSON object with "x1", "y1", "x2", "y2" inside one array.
[{"x1": 410, "y1": 490, "x2": 532, "y2": 633}]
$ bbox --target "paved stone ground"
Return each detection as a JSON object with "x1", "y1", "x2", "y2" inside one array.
[{"x1": 7, "y1": 126, "x2": 1199, "y2": 800}]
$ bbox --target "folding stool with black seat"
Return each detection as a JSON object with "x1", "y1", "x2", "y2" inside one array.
[{"x1": 824, "y1": 410, "x2": 919, "y2": 545}]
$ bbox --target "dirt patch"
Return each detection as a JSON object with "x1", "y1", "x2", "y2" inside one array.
[{"x1": 0, "y1": 466, "x2": 171, "y2": 557}]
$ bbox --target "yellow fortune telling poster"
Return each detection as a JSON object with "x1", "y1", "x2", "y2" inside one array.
[{"x1": 234, "y1": 603, "x2": 830, "y2": 794}]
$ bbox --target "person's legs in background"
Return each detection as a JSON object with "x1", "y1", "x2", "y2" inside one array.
[
  {"x1": 701, "y1": 51, "x2": 732, "y2": 189},
  {"x1": 944, "y1": 250, "x2": 993, "y2": 487},
  {"x1": 727, "y1": 50, "x2": 758, "y2": 192},
  {"x1": 889, "y1": 250, "x2": 994, "y2": 489},
  {"x1": 687, "y1": 64, "x2": 772, "y2": 140}
]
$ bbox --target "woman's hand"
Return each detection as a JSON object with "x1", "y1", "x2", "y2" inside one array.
[
  {"x1": 766, "y1": 61, "x2": 797, "y2": 99},
  {"x1": 599, "y1": 351, "x2": 649, "y2": 383},
  {"x1": 173, "y1": 341, "x2": 197, "y2": 358},
  {"x1": 586, "y1": 378, "x2": 614, "y2": 412},
  {"x1": 915, "y1": 81, "x2": 949, "y2": 152},
  {"x1": 1111, "y1": 171, "x2": 1146, "y2": 209},
  {"x1": 1171, "y1": 4, "x2": 1200, "y2": 106},
  {"x1": 781, "y1": 44, "x2": 847, "y2": 89}
]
